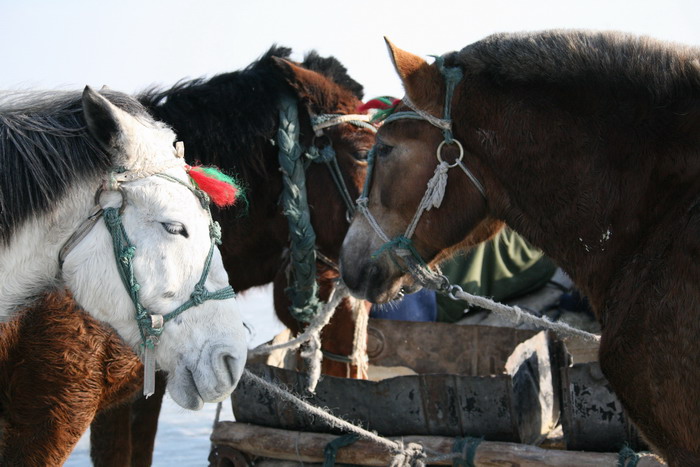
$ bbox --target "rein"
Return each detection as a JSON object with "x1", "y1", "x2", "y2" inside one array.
[
  {"x1": 59, "y1": 149, "x2": 235, "y2": 397},
  {"x1": 277, "y1": 95, "x2": 375, "y2": 323}
]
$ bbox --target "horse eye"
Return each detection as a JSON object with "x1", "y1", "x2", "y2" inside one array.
[
  {"x1": 353, "y1": 150, "x2": 369, "y2": 161},
  {"x1": 161, "y1": 222, "x2": 189, "y2": 238},
  {"x1": 376, "y1": 143, "x2": 393, "y2": 158}
]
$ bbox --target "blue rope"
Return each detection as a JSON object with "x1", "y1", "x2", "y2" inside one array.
[
  {"x1": 323, "y1": 433, "x2": 360, "y2": 467},
  {"x1": 618, "y1": 445, "x2": 641, "y2": 467},
  {"x1": 452, "y1": 437, "x2": 482, "y2": 467},
  {"x1": 277, "y1": 97, "x2": 325, "y2": 323}
]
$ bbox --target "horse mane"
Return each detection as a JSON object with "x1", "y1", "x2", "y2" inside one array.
[
  {"x1": 139, "y1": 45, "x2": 364, "y2": 193},
  {"x1": 0, "y1": 90, "x2": 149, "y2": 244},
  {"x1": 447, "y1": 30, "x2": 700, "y2": 102}
]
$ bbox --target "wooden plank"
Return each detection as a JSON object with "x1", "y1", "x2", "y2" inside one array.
[{"x1": 211, "y1": 422, "x2": 666, "y2": 466}]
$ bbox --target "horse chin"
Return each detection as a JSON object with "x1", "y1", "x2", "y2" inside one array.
[{"x1": 166, "y1": 339, "x2": 247, "y2": 411}]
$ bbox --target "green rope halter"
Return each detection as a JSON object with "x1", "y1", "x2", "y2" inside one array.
[{"x1": 101, "y1": 170, "x2": 235, "y2": 396}]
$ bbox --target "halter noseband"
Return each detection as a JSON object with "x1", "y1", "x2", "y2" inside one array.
[
  {"x1": 356, "y1": 57, "x2": 485, "y2": 286},
  {"x1": 59, "y1": 150, "x2": 235, "y2": 397}
]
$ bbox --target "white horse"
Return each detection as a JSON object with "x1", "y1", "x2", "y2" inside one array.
[{"x1": 0, "y1": 87, "x2": 246, "y2": 409}]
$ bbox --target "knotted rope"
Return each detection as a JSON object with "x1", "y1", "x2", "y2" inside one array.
[{"x1": 277, "y1": 96, "x2": 325, "y2": 323}]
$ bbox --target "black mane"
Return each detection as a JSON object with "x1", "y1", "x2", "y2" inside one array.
[
  {"x1": 448, "y1": 30, "x2": 700, "y2": 102},
  {"x1": 0, "y1": 90, "x2": 146, "y2": 244},
  {"x1": 139, "y1": 45, "x2": 364, "y2": 195}
]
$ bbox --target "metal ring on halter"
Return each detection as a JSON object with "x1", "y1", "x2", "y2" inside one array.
[
  {"x1": 436, "y1": 139, "x2": 464, "y2": 168},
  {"x1": 94, "y1": 185, "x2": 127, "y2": 215}
]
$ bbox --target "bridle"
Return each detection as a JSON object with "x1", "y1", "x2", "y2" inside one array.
[
  {"x1": 59, "y1": 144, "x2": 235, "y2": 397},
  {"x1": 277, "y1": 95, "x2": 375, "y2": 323},
  {"x1": 355, "y1": 57, "x2": 486, "y2": 289}
]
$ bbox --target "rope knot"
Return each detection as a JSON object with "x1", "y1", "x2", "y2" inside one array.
[
  {"x1": 390, "y1": 441, "x2": 426, "y2": 467},
  {"x1": 307, "y1": 145, "x2": 335, "y2": 163},
  {"x1": 119, "y1": 246, "x2": 136, "y2": 264},
  {"x1": 191, "y1": 284, "x2": 206, "y2": 306}
]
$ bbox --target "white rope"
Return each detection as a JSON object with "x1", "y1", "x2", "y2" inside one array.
[
  {"x1": 401, "y1": 95, "x2": 452, "y2": 131},
  {"x1": 248, "y1": 284, "x2": 346, "y2": 357},
  {"x1": 248, "y1": 283, "x2": 349, "y2": 392},
  {"x1": 356, "y1": 197, "x2": 391, "y2": 242},
  {"x1": 241, "y1": 369, "x2": 427, "y2": 466},
  {"x1": 312, "y1": 114, "x2": 373, "y2": 135},
  {"x1": 404, "y1": 161, "x2": 451, "y2": 240},
  {"x1": 449, "y1": 286, "x2": 600, "y2": 343}
]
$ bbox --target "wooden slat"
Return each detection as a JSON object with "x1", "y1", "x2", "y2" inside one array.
[{"x1": 211, "y1": 422, "x2": 666, "y2": 466}]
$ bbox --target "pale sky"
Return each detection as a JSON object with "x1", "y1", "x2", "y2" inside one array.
[{"x1": 2, "y1": 0, "x2": 700, "y2": 100}]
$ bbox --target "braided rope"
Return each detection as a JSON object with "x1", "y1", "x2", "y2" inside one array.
[{"x1": 278, "y1": 97, "x2": 325, "y2": 323}]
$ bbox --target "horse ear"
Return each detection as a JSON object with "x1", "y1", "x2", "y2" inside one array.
[
  {"x1": 384, "y1": 37, "x2": 442, "y2": 110},
  {"x1": 272, "y1": 57, "x2": 326, "y2": 107},
  {"x1": 82, "y1": 86, "x2": 123, "y2": 154}
]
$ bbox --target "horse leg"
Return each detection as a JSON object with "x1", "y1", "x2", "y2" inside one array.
[
  {"x1": 130, "y1": 372, "x2": 167, "y2": 467},
  {"x1": 320, "y1": 297, "x2": 371, "y2": 379},
  {"x1": 90, "y1": 403, "x2": 133, "y2": 466}
]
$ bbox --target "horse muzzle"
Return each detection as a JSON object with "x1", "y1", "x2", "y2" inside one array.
[{"x1": 167, "y1": 340, "x2": 247, "y2": 410}]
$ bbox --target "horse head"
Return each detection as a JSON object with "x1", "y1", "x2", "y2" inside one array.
[
  {"x1": 273, "y1": 54, "x2": 375, "y2": 261},
  {"x1": 340, "y1": 40, "x2": 500, "y2": 303},
  {"x1": 61, "y1": 88, "x2": 247, "y2": 409}
]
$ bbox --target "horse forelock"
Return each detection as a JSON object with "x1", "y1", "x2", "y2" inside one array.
[
  {"x1": 302, "y1": 51, "x2": 364, "y2": 100},
  {"x1": 0, "y1": 90, "x2": 147, "y2": 244},
  {"x1": 450, "y1": 30, "x2": 700, "y2": 102}
]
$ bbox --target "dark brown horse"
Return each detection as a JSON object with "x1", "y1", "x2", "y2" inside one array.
[
  {"x1": 86, "y1": 47, "x2": 375, "y2": 465},
  {"x1": 340, "y1": 31, "x2": 700, "y2": 466},
  {"x1": 0, "y1": 291, "x2": 142, "y2": 466}
]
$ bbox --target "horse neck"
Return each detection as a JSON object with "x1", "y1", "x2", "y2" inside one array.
[
  {"x1": 0, "y1": 181, "x2": 98, "y2": 318},
  {"x1": 469, "y1": 88, "x2": 700, "y2": 305}
]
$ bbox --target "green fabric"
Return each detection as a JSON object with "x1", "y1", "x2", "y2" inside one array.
[{"x1": 436, "y1": 228, "x2": 556, "y2": 323}]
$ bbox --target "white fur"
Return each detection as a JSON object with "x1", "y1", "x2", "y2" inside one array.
[{"x1": 0, "y1": 95, "x2": 246, "y2": 409}]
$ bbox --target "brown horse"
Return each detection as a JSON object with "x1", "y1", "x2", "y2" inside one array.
[
  {"x1": 85, "y1": 47, "x2": 375, "y2": 465},
  {"x1": 0, "y1": 291, "x2": 142, "y2": 466},
  {"x1": 340, "y1": 31, "x2": 700, "y2": 466}
]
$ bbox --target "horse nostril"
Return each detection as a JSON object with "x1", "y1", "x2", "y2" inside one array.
[{"x1": 222, "y1": 354, "x2": 244, "y2": 388}]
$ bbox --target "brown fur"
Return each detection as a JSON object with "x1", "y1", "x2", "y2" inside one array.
[
  {"x1": 0, "y1": 291, "x2": 142, "y2": 466},
  {"x1": 342, "y1": 31, "x2": 700, "y2": 465}
]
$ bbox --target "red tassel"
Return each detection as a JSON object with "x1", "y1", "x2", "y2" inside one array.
[{"x1": 186, "y1": 166, "x2": 239, "y2": 207}]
